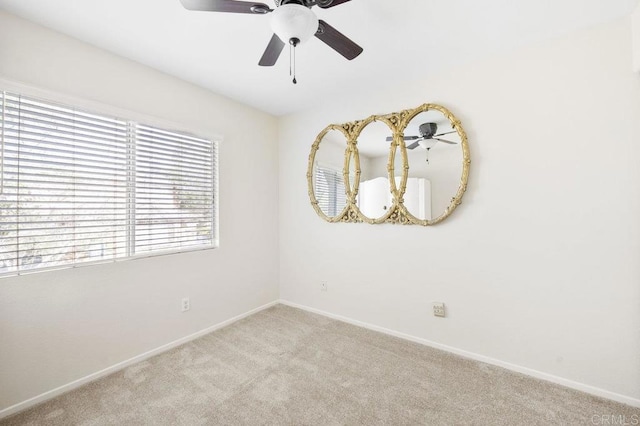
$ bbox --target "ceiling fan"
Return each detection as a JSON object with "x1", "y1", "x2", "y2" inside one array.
[
  {"x1": 386, "y1": 123, "x2": 458, "y2": 149},
  {"x1": 385, "y1": 123, "x2": 458, "y2": 163},
  {"x1": 180, "y1": 0, "x2": 363, "y2": 83}
]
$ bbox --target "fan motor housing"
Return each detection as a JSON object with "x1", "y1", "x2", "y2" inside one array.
[
  {"x1": 419, "y1": 123, "x2": 438, "y2": 138},
  {"x1": 277, "y1": 0, "x2": 308, "y2": 6}
]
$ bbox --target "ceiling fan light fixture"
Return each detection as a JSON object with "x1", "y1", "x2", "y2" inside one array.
[
  {"x1": 418, "y1": 139, "x2": 437, "y2": 150},
  {"x1": 270, "y1": 4, "x2": 319, "y2": 44}
]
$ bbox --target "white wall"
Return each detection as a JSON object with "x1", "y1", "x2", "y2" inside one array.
[
  {"x1": 634, "y1": 2, "x2": 640, "y2": 72},
  {"x1": 279, "y1": 17, "x2": 640, "y2": 403},
  {"x1": 0, "y1": 11, "x2": 279, "y2": 412}
]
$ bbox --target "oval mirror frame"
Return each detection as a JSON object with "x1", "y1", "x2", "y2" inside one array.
[
  {"x1": 307, "y1": 124, "x2": 352, "y2": 223},
  {"x1": 345, "y1": 141, "x2": 360, "y2": 205},
  {"x1": 398, "y1": 103, "x2": 470, "y2": 225},
  {"x1": 307, "y1": 103, "x2": 470, "y2": 225},
  {"x1": 388, "y1": 121, "x2": 411, "y2": 225},
  {"x1": 352, "y1": 115, "x2": 398, "y2": 224}
]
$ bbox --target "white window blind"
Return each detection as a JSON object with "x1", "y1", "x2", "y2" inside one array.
[
  {"x1": 134, "y1": 124, "x2": 215, "y2": 254},
  {"x1": 0, "y1": 91, "x2": 217, "y2": 276},
  {"x1": 314, "y1": 164, "x2": 347, "y2": 217}
]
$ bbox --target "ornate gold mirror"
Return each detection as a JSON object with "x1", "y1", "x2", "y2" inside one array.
[
  {"x1": 354, "y1": 118, "x2": 395, "y2": 223},
  {"x1": 400, "y1": 105, "x2": 466, "y2": 224},
  {"x1": 309, "y1": 126, "x2": 350, "y2": 222},
  {"x1": 307, "y1": 103, "x2": 470, "y2": 225}
]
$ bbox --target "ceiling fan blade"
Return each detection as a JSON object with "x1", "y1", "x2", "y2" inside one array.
[
  {"x1": 433, "y1": 137, "x2": 458, "y2": 145},
  {"x1": 316, "y1": 0, "x2": 352, "y2": 8},
  {"x1": 180, "y1": 0, "x2": 272, "y2": 14},
  {"x1": 315, "y1": 20, "x2": 363, "y2": 60},
  {"x1": 434, "y1": 130, "x2": 457, "y2": 137},
  {"x1": 386, "y1": 135, "x2": 420, "y2": 142},
  {"x1": 259, "y1": 34, "x2": 285, "y2": 66},
  {"x1": 406, "y1": 141, "x2": 421, "y2": 150}
]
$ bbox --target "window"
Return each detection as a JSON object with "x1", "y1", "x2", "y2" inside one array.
[
  {"x1": 0, "y1": 90, "x2": 217, "y2": 276},
  {"x1": 314, "y1": 164, "x2": 347, "y2": 217}
]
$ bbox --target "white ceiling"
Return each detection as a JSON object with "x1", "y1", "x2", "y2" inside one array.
[{"x1": 0, "y1": 0, "x2": 637, "y2": 116}]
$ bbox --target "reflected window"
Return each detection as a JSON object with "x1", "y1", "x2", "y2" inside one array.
[{"x1": 314, "y1": 164, "x2": 346, "y2": 217}]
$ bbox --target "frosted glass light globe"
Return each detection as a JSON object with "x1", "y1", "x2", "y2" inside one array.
[
  {"x1": 270, "y1": 4, "x2": 319, "y2": 44},
  {"x1": 419, "y1": 139, "x2": 437, "y2": 150}
]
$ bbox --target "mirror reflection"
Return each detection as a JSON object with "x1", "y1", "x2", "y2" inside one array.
[
  {"x1": 311, "y1": 128, "x2": 348, "y2": 219},
  {"x1": 355, "y1": 120, "x2": 394, "y2": 221},
  {"x1": 402, "y1": 110, "x2": 462, "y2": 220},
  {"x1": 307, "y1": 103, "x2": 470, "y2": 226}
]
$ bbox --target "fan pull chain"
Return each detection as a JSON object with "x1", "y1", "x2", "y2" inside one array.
[
  {"x1": 292, "y1": 44, "x2": 297, "y2": 84},
  {"x1": 289, "y1": 38, "x2": 300, "y2": 85},
  {"x1": 289, "y1": 43, "x2": 292, "y2": 77}
]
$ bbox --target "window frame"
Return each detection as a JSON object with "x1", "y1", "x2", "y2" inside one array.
[{"x1": 0, "y1": 79, "x2": 221, "y2": 278}]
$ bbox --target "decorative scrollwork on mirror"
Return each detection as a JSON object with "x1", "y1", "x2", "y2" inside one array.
[{"x1": 307, "y1": 103, "x2": 470, "y2": 225}]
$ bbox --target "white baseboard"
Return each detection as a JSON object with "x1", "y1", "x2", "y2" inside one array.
[
  {"x1": 0, "y1": 300, "x2": 279, "y2": 420},
  {"x1": 278, "y1": 299, "x2": 640, "y2": 408}
]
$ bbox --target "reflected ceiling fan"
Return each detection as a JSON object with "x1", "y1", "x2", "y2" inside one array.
[
  {"x1": 386, "y1": 123, "x2": 458, "y2": 148},
  {"x1": 385, "y1": 123, "x2": 458, "y2": 163},
  {"x1": 180, "y1": 0, "x2": 363, "y2": 83}
]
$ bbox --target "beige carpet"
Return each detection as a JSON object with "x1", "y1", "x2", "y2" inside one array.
[{"x1": 2, "y1": 304, "x2": 638, "y2": 425}]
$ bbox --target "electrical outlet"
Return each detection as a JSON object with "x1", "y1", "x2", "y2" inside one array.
[
  {"x1": 320, "y1": 281, "x2": 328, "y2": 292},
  {"x1": 181, "y1": 297, "x2": 190, "y2": 312},
  {"x1": 433, "y1": 302, "x2": 445, "y2": 318}
]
